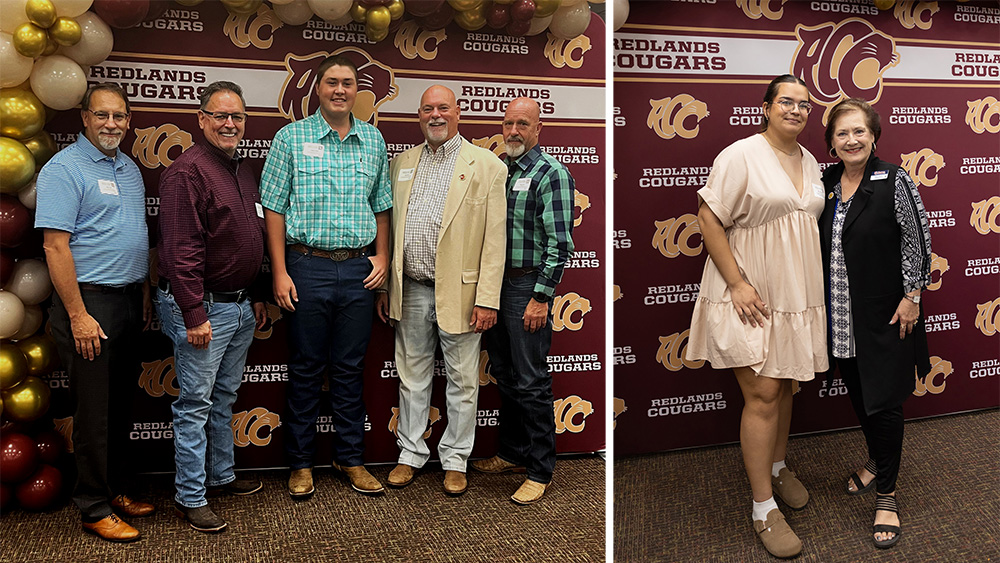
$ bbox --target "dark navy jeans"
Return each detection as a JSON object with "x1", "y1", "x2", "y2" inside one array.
[
  {"x1": 283, "y1": 250, "x2": 374, "y2": 468},
  {"x1": 483, "y1": 274, "x2": 556, "y2": 484}
]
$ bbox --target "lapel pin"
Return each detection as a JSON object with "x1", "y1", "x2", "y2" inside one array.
[
  {"x1": 828, "y1": 192, "x2": 834, "y2": 199},
  {"x1": 460, "y1": 174, "x2": 465, "y2": 180}
]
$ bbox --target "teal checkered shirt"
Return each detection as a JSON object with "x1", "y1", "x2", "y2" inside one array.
[
  {"x1": 505, "y1": 145, "x2": 575, "y2": 299},
  {"x1": 260, "y1": 112, "x2": 392, "y2": 250}
]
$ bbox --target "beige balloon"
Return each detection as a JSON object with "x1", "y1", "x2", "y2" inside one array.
[
  {"x1": 549, "y1": 2, "x2": 590, "y2": 39},
  {"x1": 612, "y1": 0, "x2": 628, "y2": 31},
  {"x1": 52, "y1": 0, "x2": 94, "y2": 18},
  {"x1": 0, "y1": 33, "x2": 35, "y2": 88},
  {"x1": 3, "y1": 258, "x2": 53, "y2": 306},
  {"x1": 18, "y1": 175, "x2": 37, "y2": 209},
  {"x1": 274, "y1": 0, "x2": 315, "y2": 26},
  {"x1": 29, "y1": 54, "x2": 87, "y2": 110},
  {"x1": 58, "y1": 11, "x2": 113, "y2": 66},
  {"x1": 307, "y1": 0, "x2": 352, "y2": 22},
  {"x1": 526, "y1": 14, "x2": 554, "y2": 36},
  {"x1": 10, "y1": 303, "x2": 43, "y2": 341},
  {"x1": 1, "y1": 1, "x2": 30, "y2": 34},
  {"x1": 0, "y1": 290, "x2": 26, "y2": 340}
]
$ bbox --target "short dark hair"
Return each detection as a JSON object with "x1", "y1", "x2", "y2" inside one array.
[
  {"x1": 81, "y1": 82, "x2": 130, "y2": 114},
  {"x1": 760, "y1": 74, "x2": 808, "y2": 132},
  {"x1": 199, "y1": 81, "x2": 246, "y2": 111},
  {"x1": 825, "y1": 97, "x2": 882, "y2": 153},
  {"x1": 314, "y1": 54, "x2": 359, "y2": 86}
]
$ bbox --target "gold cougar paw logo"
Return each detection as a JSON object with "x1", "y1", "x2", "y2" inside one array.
[
  {"x1": 132, "y1": 124, "x2": 193, "y2": 170},
  {"x1": 656, "y1": 329, "x2": 705, "y2": 371},
  {"x1": 552, "y1": 292, "x2": 591, "y2": 332},
  {"x1": 893, "y1": 1, "x2": 939, "y2": 30},
  {"x1": 965, "y1": 97, "x2": 1000, "y2": 134},
  {"x1": 544, "y1": 35, "x2": 591, "y2": 69},
  {"x1": 975, "y1": 297, "x2": 1000, "y2": 336},
  {"x1": 231, "y1": 407, "x2": 281, "y2": 447},
  {"x1": 914, "y1": 355, "x2": 952, "y2": 396},
  {"x1": 554, "y1": 395, "x2": 593, "y2": 434},
  {"x1": 138, "y1": 358, "x2": 179, "y2": 398},
  {"x1": 647, "y1": 95, "x2": 709, "y2": 140},
  {"x1": 223, "y1": 4, "x2": 282, "y2": 49},
  {"x1": 899, "y1": 148, "x2": 944, "y2": 188},
  {"x1": 970, "y1": 196, "x2": 1000, "y2": 235},
  {"x1": 652, "y1": 214, "x2": 702, "y2": 258},
  {"x1": 393, "y1": 21, "x2": 446, "y2": 61},
  {"x1": 737, "y1": 0, "x2": 787, "y2": 21}
]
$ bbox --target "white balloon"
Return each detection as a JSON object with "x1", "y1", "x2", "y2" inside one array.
[
  {"x1": 29, "y1": 55, "x2": 88, "y2": 111},
  {"x1": 10, "y1": 303, "x2": 42, "y2": 341},
  {"x1": 0, "y1": 32, "x2": 34, "y2": 88},
  {"x1": 0, "y1": 0, "x2": 29, "y2": 34},
  {"x1": 58, "y1": 12, "x2": 113, "y2": 66},
  {"x1": 612, "y1": 0, "x2": 629, "y2": 31},
  {"x1": 53, "y1": 0, "x2": 94, "y2": 18},
  {"x1": 306, "y1": 0, "x2": 352, "y2": 23},
  {"x1": 3, "y1": 259, "x2": 53, "y2": 306},
  {"x1": 0, "y1": 290, "x2": 26, "y2": 339},
  {"x1": 549, "y1": 2, "x2": 591, "y2": 40},
  {"x1": 17, "y1": 176, "x2": 36, "y2": 210},
  {"x1": 526, "y1": 15, "x2": 554, "y2": 36},
  {"x1": 274, "y1": 0, "x2": 315, "y2": 26}
]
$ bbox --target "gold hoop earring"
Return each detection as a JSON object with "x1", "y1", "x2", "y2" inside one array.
[
  {"x1": 829, "y1": 148, "x2": 838, "y2": 159},
  {"x1": 871, "y1": 142, "x2": 877, "y2": 153}
]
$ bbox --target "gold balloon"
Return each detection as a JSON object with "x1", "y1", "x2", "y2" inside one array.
[
  {"x1": 42, "y1": 37, "x2": 58, "y2": 55},
  {"x1": 447, "y1": 0, "x2": 482, "y2": 11},
  {"x1": 13, "y1": 22, "x2": 48, "y2": 59},
  {"x1": 16, "y1": 335, "x2": 58, "y2": 377},
  {"x1": 386, "y1": 0, "x2": 404, "y2": 20},
  {"x1": 221, "y1": 0, "x2": 264, "y2": 15},
  {"x1": 21, "y1": 130, "x2": 56, "y2": 170},
  {"x1": 454, "y1": 3, "x2": 487, "y2": 30},
  {"x1": 25, "y1": 0, "x2": 58, "y2": 28},
  {"x1": 874, "y1": 0, "x2": 895, "y2": 9},
  {"x1": 534, "y1": 0, "x2": 560, "y2": 17},
  {"x1": 0, "y1": 137, "x2": 36, "y2": 194},
  {"x1": 366, "y1": 6, "x2": 391, "y2": 31},
  {"x1": 0, "y1": 88, "x2": 47, "y2": 140},
  {"x1": 0, "y1": 375, "x2": 50, "y2": 422},
  {"x1": 350, "y1": 2, "x2": 368, "y2": 23},
  {"x1": 48, "y1": 17, "x2": 81, "y2": 46},
  {"x1": 0, "y1": 345, "x2": 29, "y2": 390},
  {"x1": 365, "y1": 25, "x2": 388, "y2": 42},
  {"x1": 175, "y1": 0, "x2": 204, "y2": 5}
]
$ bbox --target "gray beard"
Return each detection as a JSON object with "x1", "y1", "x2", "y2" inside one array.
[{"x1": 506, "y1": 144, "x2": 525, "y2": 158}]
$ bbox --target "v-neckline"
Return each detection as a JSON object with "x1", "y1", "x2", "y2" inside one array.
[{"x1": 759, "y1": 134, "x2": 806, "y2": 200}]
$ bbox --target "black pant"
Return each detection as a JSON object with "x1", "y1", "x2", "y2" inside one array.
[
  {"x1": 50, "y1": 288, "x2": 143, "y2": 521},
  {"x1": 836, "y1": 357, "x2": 904, "y2": 494}
]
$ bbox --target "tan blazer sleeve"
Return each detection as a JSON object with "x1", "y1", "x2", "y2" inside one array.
[{"x1": 473, "y1": 158, "x2": 508, "y2": 310}]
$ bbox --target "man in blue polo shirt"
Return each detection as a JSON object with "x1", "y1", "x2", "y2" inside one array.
[
  {"x1": 260, "y1": 54, "x2": 391, "y2": 498},
  {"x1": 35, "y1": 83, "x2": 154, "y2": 543}
]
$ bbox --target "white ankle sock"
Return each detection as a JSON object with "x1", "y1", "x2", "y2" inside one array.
[
  {"x1": 753, "y1": 497, "x2": 779, "y2": 521},
  {"x1": 771, "y1": 460, "x2": 786, "y2": 478}
]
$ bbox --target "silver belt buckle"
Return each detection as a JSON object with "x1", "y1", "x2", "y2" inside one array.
[{"x1": 331, "y1": 249, "x2": 351, "y2": 261}]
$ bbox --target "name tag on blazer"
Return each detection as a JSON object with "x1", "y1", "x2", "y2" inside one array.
[{"x1": 870, "y1": 170, "x2": 889, "y2": 181}]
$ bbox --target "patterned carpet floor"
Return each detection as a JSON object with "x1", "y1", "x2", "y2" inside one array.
[
  {"x1": 614, "y1": 408, "x2": 1000, "y2": 562},
  {"x1": 1, "y1": 455, "x2": 605, "y2": 563}
]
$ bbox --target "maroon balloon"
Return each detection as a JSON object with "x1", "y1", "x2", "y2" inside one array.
[
  {"x1": 506, "y1": 18, "x2": 530, "y2": 36},
  {"x1": 14, "y1": 464, "x2": 62, "y2": 511},
  {"x1": 93, "y1": 0, "x2": 150, "y2": 29},
  {"x1": 0, "y1": 433, "x2": 39, "y2": 483},
  {"x1": 8, "y1": 227, "x2": 43, "y2": 259},
  {"x1": 486, "y1": 3, "x2": 510, "y2": 29},
  {"x1": 0, "y1": 252, "x2": 14, "y2": 286},
  {"x1": 34, "y1": 430, "x2": 65, "y2": 465},
  {"x1": 143, "y1": 0, "x2": 168, "y2": 22},
  {"x1": 510, "y1": 0, "x2": 536, "y2": 22},
  {"x1": 415, "y1": 3, "x2": 454, "y2": 30},
  {"x1": 406, "y1": 0, "x2": 446, "y2": 17},
  {"x1": 0, "y1": 482, "x2": 11, "y2": 511},
  {"x1": 0, "y1": 195, "x2": 31, "y2": 249}
]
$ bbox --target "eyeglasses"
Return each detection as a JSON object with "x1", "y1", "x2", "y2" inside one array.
[
  {"x1": 774, "y1": 99, "x2": 813, "y2": 114},
  {"x1": 86, "y1": 109, "x2": 130, "y2": 123},
  {"x1": 200, "y1": 110, "x2": 247, "y2": 123}
]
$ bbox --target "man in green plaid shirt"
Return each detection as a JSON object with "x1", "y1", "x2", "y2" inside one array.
[
  {"x1": 260, "y1": 54, "x2": 391, "y2": 499},
  {"x1": 472, "y1": 97, "x2": 575, "y2": 505}
]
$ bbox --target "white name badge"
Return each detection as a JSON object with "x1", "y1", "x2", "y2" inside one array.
[
  {"x1": 812, "y1": 183, "x2": 824, "y2": 199},
  {"x1": 98, "y1": 179, "x2": 118, "y2": 195},
  {"x1": 398, "y1": 168, "x2": 415, "y2": 182},
  {"x1": 255, "y1": 202, "x2": 264, "y2": 218},
  {"x1": 302, "y1": 143, "x2": 324, "y2": 158},
  {"x1": 871, "y1": 170, "x2": 889, "y2": 181},
  {"x1": 513, "y1": 178, "x2": 531, "y2": 192}
]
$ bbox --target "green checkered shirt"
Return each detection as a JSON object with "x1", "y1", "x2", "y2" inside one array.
[
  {"x1": 505, "y1": 145, "x2": 575, "y2": 299},
  {"x1": 260, "y1": 112, "x2": 391, "y2": 250}
]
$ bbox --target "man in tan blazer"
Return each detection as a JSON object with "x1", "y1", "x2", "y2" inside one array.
[{"x1": 376, "y1": 85, "x2": 506, "y2": 496}]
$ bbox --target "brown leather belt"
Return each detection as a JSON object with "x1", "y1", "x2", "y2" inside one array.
[
  {"x1": 158, "y1": 279, "x2": 249, "y2": 303},
  {"x1": 288, "y1": 243, "x2": 363, "y2": 262},
  {"x1": 79, "y1": 282, "x2": 142, "y2": 294},
  {"x1": 504, "y1": 267, "x2": 536, "y2": 279},
  {"x1": 405, "y1": 275, "x2": 434, "y2": 287}
]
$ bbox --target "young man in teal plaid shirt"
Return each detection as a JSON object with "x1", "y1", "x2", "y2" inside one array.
[{"x1": 472, "y1": 97, "x2": 575, "y2": 504}]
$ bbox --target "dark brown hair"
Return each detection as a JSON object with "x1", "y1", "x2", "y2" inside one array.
[
  {"x1": 825, "y1": 97, "x2": 882, "y2": 153},
  {"x1": 759, "y1": 74, "x2": 808, "y2": 132},
  {"x1": 199, "y1": 81, "x2": 246, "y2": 111},
  {"x1": 81, "y1": 82, "x2": 130, "y2": 114},
  {"x1": 314, "y1": 54, "x2": 359, "y2": 86}
]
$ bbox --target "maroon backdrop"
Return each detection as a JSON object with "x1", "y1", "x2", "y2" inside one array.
[
  {"x1": 613, "y1": 1, "x2": 999, "y2": 455},
  {"x1": 38, "y1": 3, "x2": 606, "y2": 471}
]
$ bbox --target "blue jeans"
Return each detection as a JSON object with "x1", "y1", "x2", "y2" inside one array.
[
  {"x1": 483, "y1": 274, "x2": 556, "y2": 484},
  {"x1": 157, "y1": 289, "x2": 255, "y2": 508},
  {"x1": 283, "y1": 251, "x2": 374, "y2": 468}
]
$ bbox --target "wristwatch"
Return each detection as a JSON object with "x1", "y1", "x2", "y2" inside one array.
[
  {"x1": 904, "y1": 293, "x2": 921, "y2": 304},
  {"x1": 533, "y1": 292, "x2": 551, "y2": 303}
]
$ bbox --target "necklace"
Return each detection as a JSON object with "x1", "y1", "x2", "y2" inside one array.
[{"x1": 762, "y1": 133, "x2": 800, "y2": 157}]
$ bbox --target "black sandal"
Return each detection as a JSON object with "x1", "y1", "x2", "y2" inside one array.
[
  {"x1": 846, "y1": 458, "x2": 877, "y2": 496},
  {"x1": 873, "y1": 493, "x2": 901, "y2": 549}
]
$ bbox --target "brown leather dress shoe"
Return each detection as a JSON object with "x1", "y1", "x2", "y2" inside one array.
[
  {"x1": 511, "y1": 478, "x2": 549, "y2": 505},
  {"x1": 470, "y1": 455, "x2": 526, "y2": 474},
  {"x1": 387, "y1": 464, "x2": 417, "y2": 488},
  {"x1": 288, "y1": 468, "x2": 314, "y2": 499},
  {"x1": 111, "y1": 494, "x2": 155, "y2": 517},
  {"x1": 332, "y1": 462, "x2": 385, "y2": 495},
  {"x1": 443, "y1": 470, "x2": 467, "y2": 496},
  {"x1": 82, "y1": 514, "x2": 141, "y2": 543}
]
